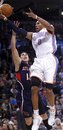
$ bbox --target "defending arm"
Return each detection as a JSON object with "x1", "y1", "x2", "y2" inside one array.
[{"x1": 7, "y1": 19, "x2": 27, "y2": 37}]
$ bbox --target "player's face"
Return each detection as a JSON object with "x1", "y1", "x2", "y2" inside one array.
[
  {"x1": 20, "y1": 52, "x2": 29, "y2": 62},
  {"x1": 35, "y1": 21, "x2": 44, "y2": 32}
]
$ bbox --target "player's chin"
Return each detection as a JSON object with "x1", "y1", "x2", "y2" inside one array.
[
  {"x1": 35, "y1": 28, "x2": 40, "y2": 32},
  {"x1": 23, "y1": 59, "x2": 28, "y2": 62}
]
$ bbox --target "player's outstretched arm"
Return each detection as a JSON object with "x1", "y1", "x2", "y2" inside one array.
[
  {"x1": 25, "y1": 8, "x2": 54, "y2": 34},
  {"x1": 0, "y1": 14, "x2": 32, "y2": 40}
]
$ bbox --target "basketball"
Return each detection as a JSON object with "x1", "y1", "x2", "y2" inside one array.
[{"x1": 0, "y1": 4, "x2": 13, "y2": 17}]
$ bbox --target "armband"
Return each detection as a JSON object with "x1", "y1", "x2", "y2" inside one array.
[{"x1": 35, "y1": 15, "x2": 38, "y2": 20}]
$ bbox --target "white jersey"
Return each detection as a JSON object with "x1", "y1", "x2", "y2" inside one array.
[{"x1": 32, "y1": 28, "x2": 57, "y2": 58}]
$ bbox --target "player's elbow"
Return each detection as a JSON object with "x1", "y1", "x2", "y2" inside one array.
[
  {"x1": 50, "y1": 24, "x2": 54, "y2": 33},
  {"x1": 47, "y1": 25, "x2": 54, "y2": 34}
]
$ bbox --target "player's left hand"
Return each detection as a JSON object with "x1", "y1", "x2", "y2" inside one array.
[
  {"x1": 12, "y1": 21, "x2": 20, "y2": 35},
  {"x1": 14, "y1": 21, "x2": 20, "y2": 27}
]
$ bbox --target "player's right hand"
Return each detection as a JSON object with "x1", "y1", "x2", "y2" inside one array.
[
  {"x1": 0, "y1": 13, "x2": 7, "y2": 20},
  {"x1": 23, "y1": 8, "x2": 37, "y2": 19}
]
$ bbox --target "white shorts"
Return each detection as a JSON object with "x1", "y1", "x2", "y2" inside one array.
[{"x1": 30, "y1": 54, "x2": 58, "y2": 84}]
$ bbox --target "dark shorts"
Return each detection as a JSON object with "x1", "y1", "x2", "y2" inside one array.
[
  {"x1": 16, "y1": 81, "x2": 48, "y2": 117},
  {"x1": 39, "y1": 92, "x2": 48, "y2": 115},
  {"x1": 23, "y1": 91, "x2": 48, "y2": 118},
  {"x1": 23, "y1": 103, "x2": 33, "y2": 118}
]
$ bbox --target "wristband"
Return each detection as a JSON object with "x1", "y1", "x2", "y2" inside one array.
[
  {"x1": 35, "y1": 15, "x2": 38, "y2": 20},
  {"x1": 4, "y1": 17, "x2": 7, "y2": 21}
]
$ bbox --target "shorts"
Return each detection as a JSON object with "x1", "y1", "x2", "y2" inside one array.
[
  {"x1": 23, "y1": 103, "x2": 33, "y2": 118},
  {"x1": 23, "y1": 91, "x2": 48, "y2": 117},
  {"x1": 30, "y1": 54, "x2": 58, "y2": 84}
]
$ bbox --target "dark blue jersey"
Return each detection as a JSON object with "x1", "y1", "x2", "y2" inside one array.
[
  {"x1": 15, "y1": 61, "x2": 47, "y2": 116},
  {"x1": 16, "y1": 61, "x2": 31, "y2": 91},
  {"x1": 15, "y1": 61, "x2": 32, "y2": 111}
]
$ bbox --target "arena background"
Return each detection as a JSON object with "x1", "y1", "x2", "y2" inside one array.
[
  {"x1": 0, "y1": 0, "x2": 62, "y2": 60},
  {"x1": 3, "y1": 0, "x2": 63, "y2": 35},
  {"x1": 0, "y1": 0, "x2": 63, "y2": 123}
]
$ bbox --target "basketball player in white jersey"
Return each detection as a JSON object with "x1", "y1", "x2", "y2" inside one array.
[
  {"x1": 23, "y1": 9, "x2": 58, "y2": 130},
  {"x1": 0, "y1": 9, "x2": 58, "y2": 130}
]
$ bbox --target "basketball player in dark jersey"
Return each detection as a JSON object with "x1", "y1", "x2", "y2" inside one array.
[{"x1": 10, "y1": 29, "x2": 52, "y2": 130}]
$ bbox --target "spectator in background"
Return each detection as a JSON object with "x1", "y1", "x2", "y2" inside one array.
[
  {"x1": 61, "y1": 59, "x2": 63, "y2": 69},
  {"x1": 58, "y1": 69, "x2": 63, "y2": 80},
  {"x1": 53, "y1": 118, "x2": 63, "y2": 130},
  {"x1": 55, "y1": 97, "x2": 62, "y2": 119},
  {"x1": 10, "y1": 80, "x2": 18, "y2": 98},
  {"x1": 1, "y1": 98, "x2": 11, "y2": 119}
]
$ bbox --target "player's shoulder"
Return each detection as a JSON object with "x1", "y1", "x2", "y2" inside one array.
[
  {"x1": 39, "y1": 28, "x2": 48, "y2": 36},
  {"x1": 61, "y1": 122, "x2": 63, "y2": 126}
]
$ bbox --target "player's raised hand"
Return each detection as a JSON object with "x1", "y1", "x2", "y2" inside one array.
[
  {"x1": 24, "y1": 8, "x2": 37, "y2": 19},
  {"x1": 14, "y1": 21, "x2": 20, "y2": 27},
  {"x1": 12, "y1": 21, "x2": 20, "y2": 35}
]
